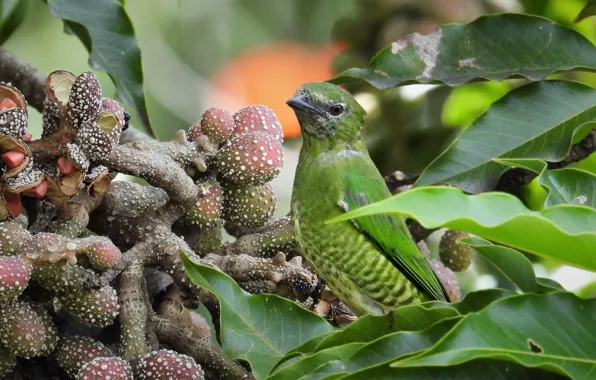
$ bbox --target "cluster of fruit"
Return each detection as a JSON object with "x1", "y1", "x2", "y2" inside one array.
[
  {"x1": 185, "y1": 104, "x2": 284, "y2": 229},
  {"x1": 0, "y1": 71, "x2": 126, "y2": 219}
]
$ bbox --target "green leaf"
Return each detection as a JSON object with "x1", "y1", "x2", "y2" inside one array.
[
  {"x1": 0, "y1": 0, "x2": 29, "y2": 44},
  {"x1": 267, "y1": 318, "x2": 459, "y2": 380},
  {"x1": 460, "y1": 237, "x2": 560, "y2": 293},
  {"x1": 393, "y1": 292, "x2": 596, "y2": 380},
  {"x1": 327, "y1": 186, "x2": 596, "y2": 271},
  {"x1": 43, "y1": 0, "x2": 154, "y2": 137},
  {"x1": 575, "y1": 0, "x2": 596, "y2": 23},
  {"x1": 274, "y1": 288, "x2": 512, "y2": 372},
  {"x1": 433, "y1": 288, "x2": 515, "y2": 315},
  {"x1": 179, "y1": 252, "x2": 333, "y2": 379},
  {"x1": 329, "y1": 14, "x2": 596, "y2": 89},
  {"x1": 414, "y1": 80, "x2": 596, "y2": 193},
  {"x1": 343, "y1": 359, "x2": 566, "y2": 380},
  {"x1": 496, "y1": 158, "x2": 596, "y2": 209}
]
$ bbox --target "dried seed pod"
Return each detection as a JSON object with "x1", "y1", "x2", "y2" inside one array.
[
  {"x1": 85, "y1": 165, "x2": 112, "y2": 197},
  {"x1": 44, "y1": 70, "x2": 76, "y2": 109},
  {"x1": 75, "y1": 357, "x2": 133, "y2": 380},
  {"x1": 58, "y1": 285, "x2": 119, "y2": 327},
  {"x1": 98, "y1": 98, "x2": 126, "y2": 143},
  {"x1": 0, "y1": 83, "x2": 28, "y2": 139},
  {"x1": 233, "y1": 104, "x2": 284, "y2": 142},
  {"x1": 42, "y1": 70, "x2": 75, "y2": 136},
  {"x1": 223, "y1": 183, "x2": 277, "y2": 228},
  {"x1": 55, "y1": 336, "x2": 114, "y2": 378},
  {"x1": 439, "y1": 230, "x2": 474, "y2": 272},
  {"x1": 217, "y1": 132, "x2": 283, "y2": 185},
  {"x1": 199, "y1": 107, "x2": 234, "y2": 144},
  {"x1": 66, "y1": 143, "x2": 91, "y2": 173},
  {"x1": 137, "y1": 350, "x2": 205, "y2": 380},
  {"x1": 0, "y1": 299, "x2": 57, "y2": 358},
  {"x1": 66, "y1": 71, "x2": 103, "y2": 129},
  {"x1": 75, "y1": 123, "x2": 114, "y2": 161},
  {"x1": 1, "y1": 188, "x2": 21, "y2": 219},
  {"x1": 0, "y1": 256, "x2": 31, "y2": 301},
  {"x1": 42, "y1": 97, "x2": 62, "y2": 137},
  {"x1": 0, "y1": 135, "x2": 32, "y2": 178},
  {"x1": 185, "y1": 178, "x2": 223, "y2": 228}
]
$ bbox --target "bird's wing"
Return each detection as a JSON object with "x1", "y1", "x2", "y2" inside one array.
[{"x1": 341, "y1": 168, "x2": 448, "y2": 302}]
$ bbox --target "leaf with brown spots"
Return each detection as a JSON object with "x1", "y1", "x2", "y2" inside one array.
[{"x1": 330, "y1": 14, "x2": 596, "y2": 88}]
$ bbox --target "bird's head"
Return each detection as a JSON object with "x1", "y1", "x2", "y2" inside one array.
[{"x1": 286, "y1": 82, "x2": 366, "y2": 141}]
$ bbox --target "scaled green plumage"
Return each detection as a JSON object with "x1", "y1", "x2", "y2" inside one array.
[{"x1": 288, "y1": 82, "x2": 447, "y2": 316}]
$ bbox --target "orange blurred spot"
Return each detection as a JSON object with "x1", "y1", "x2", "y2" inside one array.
[{"x1": 208, "y1": 42, "x2": 346, "y2": 139}]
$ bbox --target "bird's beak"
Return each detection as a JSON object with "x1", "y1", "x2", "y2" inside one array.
[{"x1": 286, "y1": 94, "x2": 321, "y2": 115}]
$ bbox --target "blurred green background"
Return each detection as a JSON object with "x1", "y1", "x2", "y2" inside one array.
[{"x1": 3, "y1": 0, "x2": 596, "y2": 297}]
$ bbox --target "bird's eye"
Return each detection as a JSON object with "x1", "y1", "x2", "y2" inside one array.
[{"x1": 330, "y1": 104, "x2": 344, "y2": 116}]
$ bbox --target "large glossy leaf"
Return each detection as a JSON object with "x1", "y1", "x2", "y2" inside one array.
[
  {"x1": 327, "y1": 186, "x2": 596, "y2": 271},
  {"x1": 44, "y1": 0, "x2": 154, "y2": 136},
  {"x1": 0, "y1": 0, "x2": 29, "y2": 44},
  {"x1": 497, "y1": 158, "x2": 596, "y2": 209},
  {"x1": 274, "y1": 288, "x2": 512, "y2": 372},
  {"x1": 330, "y1": 14, "x2": 596, "y2": 89},
  {"x1": 267, "y1": 318, "x2": 459, "y2": 380},
  {"x1": 179, "y1": 252, "x2": 333, "y2": 379},
  {"x1": 343, "y1": 359, "x2": 566, "y2": 380},
  {"x1": 394, "y1": 292, "x2": 596, "y2": 380},
  {"x1": 414, "y1": 80, "x2": 596, "y2": 193},
  {"x1": 460, "y1": 237, "x2": 560, "y2": 293}
]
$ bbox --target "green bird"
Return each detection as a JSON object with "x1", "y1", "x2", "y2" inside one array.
[{"x1": 287, "y1": 82, "x2": 448, "y2": 316}]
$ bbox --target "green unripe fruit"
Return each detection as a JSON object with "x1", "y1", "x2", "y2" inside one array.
[
  {"x1": 223, "y1": 183, "x2": 276, "y2": 228},
  {"x1": 0, "y1": 299, "x2": 57, "y2": 358},
  {"x1": 57, "y1": 285, "x2": 119, "y2": 327},
  {"x1": 439, "y1": 230, "x2": 474, "y2": 272},
  {"x1": 186, "y1": 178, "x2": 223, "y2": 228}
]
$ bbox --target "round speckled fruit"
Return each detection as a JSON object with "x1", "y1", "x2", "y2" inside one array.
[
  {"x1": 186, "y1": 178, "x2": 223, "y2": 228},
  {"x1": 0, "y1": 299, "x2": 57, "y2": 358},
  {"x1": 217, "y1": 132, "x2": 283, "y2": 186},
  {"x1": 136, "y1": 349, "x2": 205, "y2": 379},
  {"x1": 0, "y1": 256, "x2": 31, "y2": 300},
  {"x1": 232, "y1": 105, "x2": 284, "y2": 142},
  {"x1": 199, "y1": 108, "x2": 234, "y2": 144},
  {"x1": 76, "y1": 357, "x2": 133, "y2": 380},
  {"x1": 428, "y1": 259, "x2": 461, "y2": 302},
  {"x1": 55, "y1": 336, "x2": 114, "y2": 378},
  {"x1": 222, "y1": 183, "x2": 276, "y2": 228},
  {"x1": 438, "y1": 230, "x2": 474, "y2": 272},
  {"x1": 57, "y1": 285, "x2": 119, "y2": 327}
]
